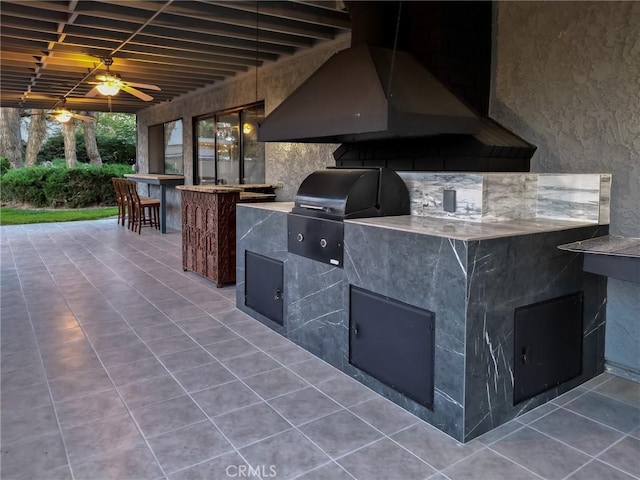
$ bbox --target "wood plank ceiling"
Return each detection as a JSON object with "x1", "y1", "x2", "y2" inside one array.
[{"x1": 0, "y1": 0, "x2": 351, "y2": 113}]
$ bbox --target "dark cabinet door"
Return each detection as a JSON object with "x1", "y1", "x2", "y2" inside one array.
[
  {"x1": 349, "y1": 286, "x2": 435, "y2": 409},
  {"x1": 245, "y1": 251, "x2": 284, "y2": 325},
  {"x1": 514, "y1": 292, "x2": 583, "y2": 404}
]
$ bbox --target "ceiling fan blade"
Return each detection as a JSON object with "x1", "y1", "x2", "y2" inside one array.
[
  {"x1": 121, "y1": 85, "x2": 154, "y2": 101},
  {"x1": 125, "y1": 82, "x2": 161, "y2": 91},
  {"x1": 71, "y1": 113, "x2": 96, "y2": 123},
  {"x1": 85, "y1": 86, "x2": 100, "y2": 97}
]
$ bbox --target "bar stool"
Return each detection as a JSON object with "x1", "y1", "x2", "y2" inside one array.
[{"x1": 123, "y1": 179, "x2": 160, "y2": 234}]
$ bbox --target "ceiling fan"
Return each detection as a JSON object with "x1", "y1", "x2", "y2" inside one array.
[
  {"x1": 22, "y1": 103, "x2": 96, "y2": 124},
  {"x1": 86, "y1": 58, "x2": 160, "y2": 101}
]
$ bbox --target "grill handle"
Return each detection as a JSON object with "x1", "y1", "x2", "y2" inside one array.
[{"x1": 298, "y1": 204, "x2": 325, "y2": 211}]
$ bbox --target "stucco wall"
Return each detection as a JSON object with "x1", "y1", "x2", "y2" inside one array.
[
  {"x1": 492, "y1": 1, "x2": 640, "y2": 378},
  {"x1": 136, "y1": 36, "x2": 349, "y2": 228}
]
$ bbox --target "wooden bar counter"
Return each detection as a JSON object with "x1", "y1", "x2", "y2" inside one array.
[{"x1": 176, "y1": 184, "x2": 276, "y2": 287}]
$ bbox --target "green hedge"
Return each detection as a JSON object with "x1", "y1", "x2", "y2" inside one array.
[
  {"x1": 37, "y1": 132, "x2": 136, "y2": 165},
  {"x1": 0, "y1": 164, "x2": 132, "y2": 208}
]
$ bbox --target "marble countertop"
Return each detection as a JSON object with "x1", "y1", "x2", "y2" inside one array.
[
  {"x1": 558, "y1": 235, "x2": 640, "y2": 258},
  {"x1": 346, "y1": 216, "x2": 599, "y2": 241},
  {"x1": 238, "y1": 201, "x2": 293, "y2": 213},
  {"x1": 237, "y1": 203, "x2": 600, "y2": 241}
]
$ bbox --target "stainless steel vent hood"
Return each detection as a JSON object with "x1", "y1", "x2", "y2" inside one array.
[
  {"x1": 258, "y1": 1, "x2": 481, "y2": 144},
  {"x1": 258, "y1": 42, "x2": 480, "y2": 143}
]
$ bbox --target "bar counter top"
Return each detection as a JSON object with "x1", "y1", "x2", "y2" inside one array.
[{"x1": 558, "y1": 235, "x2": 640, "y2": 258}]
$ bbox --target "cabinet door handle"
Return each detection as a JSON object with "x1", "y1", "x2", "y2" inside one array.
[
  {"x1": 353, "y1": 323, "x2": 359, "y2": 337},
  {"x1": 274, "y1": 289, "x2": 282, "y2": 301}
]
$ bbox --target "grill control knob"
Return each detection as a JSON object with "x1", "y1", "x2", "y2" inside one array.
[
  {"x1": 296, "y1": 233, "x2": 304, "y2": 242},
  {"x1": 320, "y1": 238, "x2": 327, "y2": 248}
]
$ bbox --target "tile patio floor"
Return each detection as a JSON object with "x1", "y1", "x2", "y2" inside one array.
[{"x1": 1, "y1": 219, "x2": 639, "y2": 480}]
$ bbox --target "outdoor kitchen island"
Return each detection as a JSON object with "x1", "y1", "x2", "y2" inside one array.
[{"x1": 236, "y1": 199, "x2": 609, "y2": 442}]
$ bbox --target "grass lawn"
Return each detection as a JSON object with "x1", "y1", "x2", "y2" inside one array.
[{"x1": 0, "y1": 207, "x2": 119, "y2": 226}]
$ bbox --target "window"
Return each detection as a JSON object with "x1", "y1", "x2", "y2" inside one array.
[
  {"x1": 148, "y1": 119, "x2": 184, "y2": 174},
  {"x1": 194, "y1": 103, "x2": 264, "y2": 185}
]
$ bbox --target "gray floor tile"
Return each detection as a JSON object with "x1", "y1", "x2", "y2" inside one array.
[
  {"x1": 42, "y1": 350, "x2": 104, "y2": 380},
  {"x1": 173, "y1": 314, "x2": 223, "y2": 334},
  {"x1": 474, "y1": 420, "x2": 524, "y2": 446},
  {"x1": 531, "y1": 408, "x2": 625, "y2": 455},
  {"x1": 295, "y1": 462, "x2": 354, "y2": 480},
  {"x1": 515, "y1": 402, "x2": 558, "y2": 424},
  {"x1": 131, "y1": 395, "x2": 206, "y2": 438},
  {"x1": 299, "y1": 410, "x2": 383, "y2": 459},
  {"x1": 243, "y1": 331, "x2": 292, "y2": 350},
  {"x1": 168, "y1": 451, "x2": 249, "y2": 480},
  {"x1": 192, "y1": 380, "x2": 262, "y2": 417},
  {"x1": 173, "y1": 361, "x2": 236, "y2": 393},
  {"x1": 106, "y1": 357, "x2": 168, "y2": 386},
  {"x1": 240, "y1": 429, "x2": 330, "y2": 480},
  {"x1": 118, "y1": 374, "x2": 185, "y2": 408},
  {"x1": 391, "y1": 422, "x2": 482, "y2": 470},
  {"x1": 244, "y1": 367, "x2": 308, "y2": 399},
  {"x1": 220, "y1": 351, "x2": 281, "y2": 378},
  {"x1": 134, "y1": 322, "x2": 185, "y2": 342},
  {"x1": 189, "y1": 325, "x2": 239, "y2": 347},
  {"x1": 0, "y1": 382, "x2": 52, "y2": 413},
  {"x1": 227, "y1": 319, "x2": 272, "y2": 337},
  {"x1": 491, "y1": 426, "x2": 591, "y2": 479},
  {"x1": 159, "y1": 347, "x2": 216, "y2": 373},
  {"x1": 213, "y1": 402, "x2": 291, "y2": 448},
  {"x1": 49, "y1": 367, "x2": 113, "y2": 402},
  {"x1": 595, "y1": 376, "x2": 640, "y2": 407},
  {"x1": 1, "y1": 403, "x2": 59, "y2": 445},
  {"x1": 204, "y1": 337, "x2": 259, "y2": 360},
  {"x1": 55, "y1": 388, "x2": 127, "y2": 429},
  {"x1": 316, "y1": 375, "x2": 377, "y2": 408},
  {"x1": 442, "y1": 448, "x2": 539, "y2": 480},
  {"x1": 266, "y1": 343, "x2": 314, "y2": 366},
  {"x1": 567, "y1": 459, "x2": 637, "y2": 480},
  {"x1": 269, "y1": 387, "x2": 343, "y2": 426},
  {"x1": 338, "y1": 438, "x2": 435, "y2": 480},
  {"x1": 148, "y1": 420, "x2": 233, "y2": 473},
  {"x1": 565, "y1": 391, "x2": 640, "y2": 433},
  {"x1": 349, "y1": 397, "x2": 419, "y2": 435},
  {"x1": 146, "y1": 333, "x2": 200, "y2": 356},
  {"x1": 0, "y1": 431, "x2": 69, "y2": 480},
  {"x1": 597, "y1": 436, "x2": 640, "y2": 477},
  {"x1": 61, "y1": 412, "x2": 143, "y2": 462},
  {"x1": 214, "y1": 309, "x2": 253, "y2": 325},
  {"x1": 1, "y1": 362, "x2": 47, "y2": 392},
  {"x1": 288, "y1": 359, "x2": 341, "y2": 385},
  {"x1": 97, "y1": 342, "x2": 155, "y2": 367},
  {"x1": 551, "y1": 387, "x2": 587, "y2": 406},
  {"x1": 88, "y1": 330, "x2": 142, "y2": 351},
  {"x1": 70, "y1": 442, "x2": 163, "y2": 480}
]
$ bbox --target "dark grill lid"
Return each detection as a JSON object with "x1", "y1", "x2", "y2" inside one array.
[{"x1": 292, "y1": 167, "x2": 410, "y2": 220}]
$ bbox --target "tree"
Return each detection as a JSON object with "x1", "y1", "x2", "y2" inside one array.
[
  {"x1": 62, "y1": 119, "x2": 77, "y2": 167},
  {"x1": 0, "y1": 107, "x2": 23, "y2": 167},
  {"x1": 82, "y1": 112, "x2": 102, "y2": 166},
  {"x1": 24, "y1": 110, "x2": 48, "y2": 167}
]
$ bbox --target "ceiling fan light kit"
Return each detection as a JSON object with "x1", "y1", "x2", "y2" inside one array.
[
  {"x1": 54, "y1": 110, "x2": 73, "y2": 123},
  {"x1": 96, "y1": 81, "x2": 120, "y2": 96}
]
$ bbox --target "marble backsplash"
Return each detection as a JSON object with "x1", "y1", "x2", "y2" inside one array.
[{"x1": 399, "y1": 172, "x2": 611, "y2": 224}]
